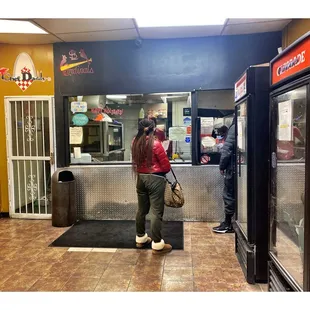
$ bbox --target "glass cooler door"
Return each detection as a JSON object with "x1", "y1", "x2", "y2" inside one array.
[
  {"x1": 270, "y1": 85, "x2": 307, "y2": 290},
  {"x1": 236, "y1": 99, "x2": 248, "y2": 237}
]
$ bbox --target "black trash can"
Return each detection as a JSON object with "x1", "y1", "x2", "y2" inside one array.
[{"x1": 52, "y1": 169, "x2": 77, "y2": 227}]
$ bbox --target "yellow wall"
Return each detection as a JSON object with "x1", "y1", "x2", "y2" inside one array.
[
  {"x1": 282, "y1": 19, "x2": 310, "y2": 48},
  {"x1": 0, "y1": 44, "x2": 54, "y2": 213}
]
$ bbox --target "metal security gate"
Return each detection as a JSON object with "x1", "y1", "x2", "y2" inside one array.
[{"x1": 5, "y1": 96, "x2": 56, "y2": 219}]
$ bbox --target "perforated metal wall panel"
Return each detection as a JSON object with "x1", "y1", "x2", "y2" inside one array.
[{"x1": 69, "y1": 165, "x2": 225, "y2": 221}]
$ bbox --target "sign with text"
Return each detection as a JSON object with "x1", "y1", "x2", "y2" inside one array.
[
  {"x1": 271, "y1": 35, "x2": 310, "y2": 85},
  {"x1": 70, "y1": 127, "x2": 83, "y2": 144},
  {"x1": 60, "y1": 49, "x2": 94, "y2": 76},
  {"x1": 0, "y1": 52, "x2": 52, "y2": 92},
  {"x1": 71, "y1": 101, "x2": 87, "y2": 114},
  {"x1": 183, "y1": 108, "x2": 191, "y2": 116},
  {"x1": 72, "y1": 113, "x2": 89, "y2": 126},
  {"x1": 234, "y1": 72, "x2": 247, "y2": 102}
]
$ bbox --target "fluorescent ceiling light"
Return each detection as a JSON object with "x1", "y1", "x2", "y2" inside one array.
[
  {"x1": 106, "y1": 95, "x2": 127, "y2": 99},
  {"x1": 0, "y1": 20, "x2": 47, "y2": 34},
  {"x1": 135, "y1": 17, "x2": 226, "y2": 28}
]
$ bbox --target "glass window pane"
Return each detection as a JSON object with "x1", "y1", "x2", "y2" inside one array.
[
  {"x1": 196, "y1": 90, "x2": 234, "y2": 165},
  {"x1": 68, "y1": 93, "x2": 191, "y2": 164}
]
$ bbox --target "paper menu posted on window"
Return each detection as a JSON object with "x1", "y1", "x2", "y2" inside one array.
[
  {"x1": 278, "y1": 100, "x2": 293, "y2": 141},
  {"x1": 200, "y1": 117, "x2": 214, "y2": 135},
  {"x1": 237, "y1": 120, "x2": 244, "y2": 150},
  {"x1": 169, "y1": 127, "x2": 187, "y2": 141},
  {"x1": 201, "y1": 136, "x2": 216, "y2": 148},
  {"x1": 70, "y1": 127, "x2": 83, "y2": 144},
  {"x1": 240, "y1": 103, "x2": 246, "y2": 117}
]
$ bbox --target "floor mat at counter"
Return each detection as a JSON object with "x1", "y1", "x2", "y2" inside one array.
[{"x1": 50, "y1": 220, "x2": 184, "y2": 249}]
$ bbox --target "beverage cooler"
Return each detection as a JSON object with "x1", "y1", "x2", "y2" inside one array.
[
  {"x1": 268, "y1": 32, "x2": 310, "y2": 292},
  {"x1": 233, "y1": 65, "x2": 270, "y2": 284}
]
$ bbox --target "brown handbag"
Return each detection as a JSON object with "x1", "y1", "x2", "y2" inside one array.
[{"x1": 164, "y1": 168, "x2": 184, "y2": 208}]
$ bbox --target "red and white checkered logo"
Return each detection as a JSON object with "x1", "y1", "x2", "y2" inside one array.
[{"x1": 15, "y1": 66, "x2": 33, "y2": 91}]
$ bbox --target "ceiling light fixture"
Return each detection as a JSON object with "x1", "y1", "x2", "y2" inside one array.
[
  {"x1": 106, "y1": 95, "x2": 127, "y2": 100},
  {"x1": 0, "y1": 20, "x2": 48, "y2": 34},
  {"x1": 135, "y1": 17, "x2": 226, "y2": 28}
]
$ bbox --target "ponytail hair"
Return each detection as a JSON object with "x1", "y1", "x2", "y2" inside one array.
[{"x1": 132, "y1": 118, "x2": 156, "y2": 173}]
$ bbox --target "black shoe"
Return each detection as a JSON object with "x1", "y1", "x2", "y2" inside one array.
[{"x1": 212, "y1": 222, "x2": 234, "y2": 234}]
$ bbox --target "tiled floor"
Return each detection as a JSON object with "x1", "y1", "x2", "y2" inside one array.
[{"x1": 0, "y1": 218, "x2": 268, "y2": 292}]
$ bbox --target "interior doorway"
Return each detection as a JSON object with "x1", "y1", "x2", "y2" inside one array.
[{"x1": 5, "y1": 96, "x2": 56, "y2": 219}]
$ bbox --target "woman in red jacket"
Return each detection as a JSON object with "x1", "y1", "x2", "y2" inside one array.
[{"x1": 132, "y1": 118, "x2": 172, "y2": 254}]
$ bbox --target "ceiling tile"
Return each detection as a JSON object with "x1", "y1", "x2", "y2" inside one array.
[
  {"x1": 222, "y1": 20, "x2": 291, "y2": 35},
  {"x1": 57, "y1": 29, "x2": 138, "y2": 42},
  {"x1": 32, "y1": 18, "x2": 135, "y2": 34},
  {"x1": 227, "y1": 18, "x2": 287, "y2": 25},
  {"x1": 0, "y1": 33, "x2": 61, "y2": 44},
  {"x1": 139, "y1": 25, "x2": 223, "y2": 39}
]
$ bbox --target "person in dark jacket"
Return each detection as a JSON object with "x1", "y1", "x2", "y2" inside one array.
[
  {"x1": 132, "y1": 118, "x2": 172, "y2": 254},
  {"x1": 213, "y1": 119, "x2": 236, "y2": 233}
]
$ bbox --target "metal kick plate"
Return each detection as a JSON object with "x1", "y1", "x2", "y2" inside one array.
[{"x1": 69, "y1": 166, "x2": 225, "y2": 221}]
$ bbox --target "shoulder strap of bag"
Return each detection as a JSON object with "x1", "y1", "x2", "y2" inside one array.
[{"x1": 170, "y1": 167, "x2": 178, "y2": 183}]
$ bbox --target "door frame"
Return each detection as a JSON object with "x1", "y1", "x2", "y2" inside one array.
[
  {"x1": 235, "y1": 95, "x2": 252, "y2": 242},
  {"x1": 4, "y1": 95, "x2": 56, "y2": 219}
]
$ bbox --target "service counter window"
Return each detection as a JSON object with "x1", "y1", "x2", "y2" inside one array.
[
  {"x1": 196, "y1": 90, "x2": 235, "y2": 165},
  {"x1": 68, "y1": 93, "x2": 192, "y2": 164}
]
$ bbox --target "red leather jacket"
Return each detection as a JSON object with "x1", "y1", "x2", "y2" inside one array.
[{"x1": 135, "y1": 139, "x2": 171, "y2": 174}]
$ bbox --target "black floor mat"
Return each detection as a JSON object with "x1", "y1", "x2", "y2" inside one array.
[{"x1": 50, "y1": 220, "x2": 184, "y2": 250}]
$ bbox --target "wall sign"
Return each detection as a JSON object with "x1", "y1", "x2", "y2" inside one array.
[
  {"x1": 71, "y1": 101, "x2": 87, "y2": 114},
  {"x1": 70, "y1": 127, "x2": 83, "y2": 144},
  {"x1": 234, "y1": 72, "x2": 247, "y2": 102},
  {"x1": 271, "y1": 35, "x2": 310, "y2": 85},
  {"x1": 183, "y1": 108, "x2": 191, "y2": 116},
  {"x1": 60, "y1": 49, "x2": 94, "y2": 76},
  {"x1": 183, "y1": 117, "x2": 191, "y2": 126},
  {"x1": 72, "y1": 113, "x2": 89, "y2": 126},
  {"x1": 0, "y1": 53, "x2": 52, "y2": 92},
  {"x1": 91, "y1": 106, "x2": 124, "y2": 116}
]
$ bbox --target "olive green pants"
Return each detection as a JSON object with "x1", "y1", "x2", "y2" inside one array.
[{"x1": 136, "y1": 173, "x2": 166, "y2": 243}]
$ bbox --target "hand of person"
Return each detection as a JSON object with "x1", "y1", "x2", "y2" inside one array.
[{"x1": 220, "y1": 170, "x2": 225, "y2": 175}]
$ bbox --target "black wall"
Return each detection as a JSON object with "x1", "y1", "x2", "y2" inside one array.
[{"x1": 54, "y1": 31, "x2": 282, "y2": 167}]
